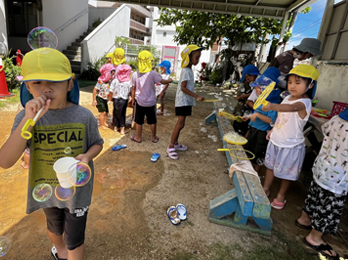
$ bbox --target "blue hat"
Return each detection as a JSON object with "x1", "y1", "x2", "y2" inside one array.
[
  {"x1": 240, "y1": 65, "x2": 260, "y2": 83},
  {"x1": 158, "y1": 60, "x2": 171, "y2": 75},
  {"x1": 262, "y1": 67, "x2": 281, "y2": 85},
  {"x1": 20, "y1": 78, "x2": 80, "y2": 107}
]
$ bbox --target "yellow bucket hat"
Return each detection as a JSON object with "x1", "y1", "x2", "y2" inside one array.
[
  {"x1": 286, "y1": 64, "x2": 320, "y2": 99},
  {"x1": 113, "y1": 48, "x2": 125, "y2": 65},
  {"x1": 138, "y1": 50, "x2": 153, "y2": 73},
  {"x1": 181, "y1": 45, "x2": 204, "y2": 68},
  {"x1": 20, "y1": 48, "x2": 79, "y2": 106}
]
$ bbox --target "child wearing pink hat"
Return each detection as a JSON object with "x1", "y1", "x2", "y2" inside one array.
[{"x1": 109, "y1": 64, "x2": 132, "y2": 135}]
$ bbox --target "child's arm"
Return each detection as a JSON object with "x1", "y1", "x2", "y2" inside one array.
[
  {"x1": 247, "y1": 100, "x2": 254, "y2": 108},
  {"x1": 160, "y1": 84, "x2": 169, "y2": 96},
  {"x1": 263, "y1": 102, "x2": 307, "y2": 118},
  {"x1": 249, "y1": 113, "x2": 273, "y2": 123},
  {"x1": 92, "y1": 88, "x2": 98, "y2": 106},
  {"x1": 181, "y1": 81, "x2": 204, "y2": 101},
  {"x1": 160, "y1": 78, "x2": 173, "y2": 84},
  {"x1": 75, "y1": 144, "x2": 103, "y2": 164},
  {"x1": 131, "y1": 86, "x2": 136, "y2": 106},
  {"x1": 237, "y1": 93, "x2": 251, "y2": 101},
  {"x1": 0, "y1": 96, "x2": 51, "y2": 169}
]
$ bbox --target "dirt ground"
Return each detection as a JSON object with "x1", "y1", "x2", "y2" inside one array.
[{"x1": 0, "y1": 84, "x2": 347, "y2": 260}]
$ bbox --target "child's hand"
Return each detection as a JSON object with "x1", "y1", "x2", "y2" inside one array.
[
  {"x1": 92, "y1": 100, "x2": 97, "y2": 107},
  {"x1": 197, "y1": 96, "x2": 205, "y2": 102},
  {"x1": 25, "y1": 95, "x2": 51, "y2": 120},
  {"x1": 236, "y1": 96, "x2": 242, "y2": 101},
  {"x1": 75, "y1": 153, "x2": 90, "y2": 164},
  {"x1": 266, "y1": 129, "x2": 273, "y2": 140},
  {"x1": 168, "y1": 78, "x2": 173, "y2": 83},
  {"x1": 262, "y1": 102, "x2": 272, "y2": 111},
  {"x1": 250, "y1": 113, "x2": 258, "y2": 122}
]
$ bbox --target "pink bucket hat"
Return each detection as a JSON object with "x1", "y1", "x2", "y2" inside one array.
[
  {"x1": 98, "y1": 63, "x2": 116, "y2": 82},
  {"x1": 117, "y1": 64, "x2": 132, "y2": 82}
]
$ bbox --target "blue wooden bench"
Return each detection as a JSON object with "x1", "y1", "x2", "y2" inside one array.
[{"x1": 206, "y1": 102, "x2": 272, "y2": 235}]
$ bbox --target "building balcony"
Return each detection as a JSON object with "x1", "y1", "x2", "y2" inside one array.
[
  {"x1": 130, "y1": 19, "x2": 151, "y2": 35},
  {"x1": 129, "y1": 4, "x2": 152, "y2": 18},
  {"x1": 129, "y1": 38, "x2": 144, "y2": 45}
]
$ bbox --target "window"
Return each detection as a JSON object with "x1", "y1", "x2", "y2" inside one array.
[
  {"x1": 7, "y1": 0, "x2": 38, "y2": 37},
  {"x1": 163, "y1": 32, "x2": 167, "y2": 37}
]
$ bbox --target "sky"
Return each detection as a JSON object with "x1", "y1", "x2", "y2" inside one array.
[{"x1": 286, "y1": 0, "x2": 331, "y2": 50}]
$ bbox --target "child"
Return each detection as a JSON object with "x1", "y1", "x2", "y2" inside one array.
[
  {"x1": 243, "y1": 67, "x2": 281, "y2": 173},
  {"x1": 130, "y1": 50, "x2": 172, "y2": 143},
  {"x1": 109, "y1": 64, "x2": 132, "y2": 135},
  {"x1": 166, "y1": 45, "x2": 205, "y2": 160},
  {"x1": 156, "y1": 60, "x2": 171, "y2": 115},
  {"x1": 295, "y1": 107, "x2": 348, "y2": 259},
  {"x1": 262, "y1": 64, "x2": 319, "y2": 210},
  {"x1": 0, "y1": 48, "x2": 104, "y2": 260},
  {"x1": 232, "y1": 65, "x2": 260, "y2": 136},
  {"x1": 92, "y1": 63, "x2": 115, "y2": 130}
]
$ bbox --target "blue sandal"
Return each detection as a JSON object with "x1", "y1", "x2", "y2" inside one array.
[
  {"x1": 151, "y1": 153, "x2": 160, "y2": 162},
  {"x1": 112, "y1": 144, "x2": 127, "y2": 151}
]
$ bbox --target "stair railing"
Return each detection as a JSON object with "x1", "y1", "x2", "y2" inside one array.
[{"x1": 53, "y1": 8, "x2": 88, "y2": 35}]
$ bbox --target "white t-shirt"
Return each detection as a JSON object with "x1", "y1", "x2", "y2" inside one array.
[
  {"x1": 109, "y1": 79, "x2": 132, "y2": 100},
  {"x1": 270, "y1": 95, "x2": 312, "y2": 148},
  {"x1": 248, "y1": 89, "x2": 259, "y2": 102},
  {"x1": 156, "y1": 74, "x2": 170, "y2": 96},
  {"x1": 313, "y1": 116, "x2": 348, "y2": 195},
  {"x1": 175, "y1": 67, "x2": 196, "y2": 107}
]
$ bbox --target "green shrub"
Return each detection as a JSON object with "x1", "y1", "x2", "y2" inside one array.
[
  {"x1": 210, "y1": 65, "x2": 223, "y2": 84},
  {"x1": 3, "y1": 51, "x2": 22, "y2": 92},
  {"x1": 128, "y1": 60, "x2": 138, "y2": 71},
  {"x1": 80, "y1": 56, "x2": 107, "y2": 81},
  {"x1": 92, "y1": 18, "x2": 102, "y2": 28}
]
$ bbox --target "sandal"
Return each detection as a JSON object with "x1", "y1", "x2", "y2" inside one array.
[
  {"x1": 112, "y1": 144, "x2": 127, "y2": 151},
  {"x1": 51, "y1": 246, "x2": 67, "y2": 260},
  {"x1": 131, "y1": 135, "x2": 142, "y2": 143},
  {"x1": 151, "y1": 153, "x2": 161, "y2": 162},
  {"x1": 303, "y1": 238, "x2": 340, "y2": 259},
  {"x1": 167, "y1": 147, "x2": 178, "y2": 160},
  {"x1": 174, "y1": 143, "x2": 188, "y2": 151},
  {"x1": 176, "y1": 203, "x2": 187, "y2": 220},
  {"x1": 295, "y1": 220, "x2": 312, "y2": 230},
  {"x1": 152, "y1": 137, "x2": 160, "y2": 143},
  {"x1": 271, "y1": 199, "x2": 286, "y2": 210},
  {"x1": 167, "y1": 206, "x2": 181, "y2": 225}
]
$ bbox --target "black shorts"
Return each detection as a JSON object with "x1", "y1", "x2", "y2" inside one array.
[
  {"x1": 175, "y1": 106, "x2": 192, "y2": 116},
  {"x1": 134, "y1": 101, "x2": 157, "y2": 125},
  {"x1": 43, "y1": 207, "x2": 89, "y2": 250},
  {"x1": 96, "y1": 96, "x2": 109, "y2": 113},
  {"x1": 244, "y1": 127, "x2": 269, "y2": 165}
]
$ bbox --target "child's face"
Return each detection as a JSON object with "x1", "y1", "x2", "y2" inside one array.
[
  {"x1": 190, "y1": 50, "x2": 201, "y2": 66},
  {"x1": 160, "y1": 66, "x2": 166, "y2": 74},
  {"x1": 245, "y1": 74, "x2": 257, "y2": 83},
  {"x1": 25, "y1": 79, "x2": 73, "y2": 109},
  {"x1": 107, "y1": 57, "x2": 112, "y2": 63},
  {"x1": 111, "y1": 70, "x2": 116, "y2": 76},
  {"x1": 287, "y1": 75, "x2": 311, "y2": 97},
  {"x1": 254, "y1": 86, "x2": 262, "y2": 96}
]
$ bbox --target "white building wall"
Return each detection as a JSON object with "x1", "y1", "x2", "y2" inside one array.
[
  {"x1": 0, "y1": 0, "x2": 7, "y2": 51},
  {"x1": 88, "y1": 7, "x2": 116, "y2": 28},
  {"x1": 42, "y1": 0, "x2": 88, "y2": 52},
  {"x1": 81, "y1": 4, "x2": 131, "y2": 72},
  {"x1": 315, "y1": 64, "x2": 348, "y2": 111}
]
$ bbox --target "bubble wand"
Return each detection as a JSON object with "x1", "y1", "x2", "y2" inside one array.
[{"x1": 21, "y1": 107, "x2": 44, "y2": 139}]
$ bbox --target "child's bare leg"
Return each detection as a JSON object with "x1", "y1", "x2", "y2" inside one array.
[
  {"x1": 253, "y1": 164, "x2": 261, "y2": 173},
  {"x1": 263, "y1": 168, "x2": 274, "y2": 194},
  {"x1": 306, "y1": 229, "x2": 338, "y2": 257},
  {"x1": 160, "y1": 94, "x2": 165, "y2": 113},
  {"x1": 275, "y1": 179, "x2": 291, "y2": 203},
  {"x1": 68, "y1": 243, "x2": 85, "y2": 260},
  {"x1": 104, "y1": 113, "x2": 109, "y2": 127},
  {"x1": 99, "y1": 112, "x2": 106, "y2": 128},
  {"x1": 150, "y1": 124, "x2": 158, "y2": 142},
  {"x1": 47, "y1": 230, "x2": 68, "y2": 259},
  {"x1": 297, "y1": 210, "x2": 312, "y2": 226},
  {"x1": 169, "y1": 116, "x2": 186, "y2": 148},
  {"x1": 21, "y1": 152, "x2": 30, "y2": 169}
]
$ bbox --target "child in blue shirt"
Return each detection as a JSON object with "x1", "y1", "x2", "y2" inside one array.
[{"x1": 244, "y1": 67, "x2": 281, "y2": 173}]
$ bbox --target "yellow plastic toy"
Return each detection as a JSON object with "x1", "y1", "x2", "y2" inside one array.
[
  {"x1": 220, "y1": 111, "x2": 243, "y2": 122},
  {"x1": 202, "y1": 99, "x2": 219, "y2": 102},
  {"x1": 223, "y1": 132, "x2": 248, "y2": 145},
  {"x1": 21, "y1": 107, "x2": 44, "y2": 140},
  {"x1": 218, "y1": 148, "x2": 255, "y2": 160},
  {"x1": 253, "y1": 82, "x2": 276, "y2": 110}
]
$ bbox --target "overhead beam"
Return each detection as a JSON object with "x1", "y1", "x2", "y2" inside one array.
[{"x1": 286, "y1": 0, "x2": 309, "y2": 12}]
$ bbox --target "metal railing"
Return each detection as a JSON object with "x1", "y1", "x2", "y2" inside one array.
[{"x1": 53, "y1": 8, "x2": 88, "y2": 34}]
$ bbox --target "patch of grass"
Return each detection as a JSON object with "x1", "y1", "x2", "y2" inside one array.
[{"x1": 0, "y1": 89, "x2": 21, "y2": 108}]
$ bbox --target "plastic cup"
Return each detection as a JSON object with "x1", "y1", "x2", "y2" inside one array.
[{"x1": 53, "y1": 157, "x2": 79, "y2": 188}]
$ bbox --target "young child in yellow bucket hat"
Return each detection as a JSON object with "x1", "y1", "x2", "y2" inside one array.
[
  {"x1": 262, "y1": 64, "x2": 320, "y2": 210},
  {"x1": 0, "y1": 48, "x2": 104, "y2": 260},
  {"x1": 130, "y1": 50, "x2": 172, "y2": 143},
  {"x1": 166, "y1": 45, "x2": 205, "y2": 160}
]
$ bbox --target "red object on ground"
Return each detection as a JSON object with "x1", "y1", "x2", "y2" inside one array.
[
  {"x1": 0, "y1": 64, "x2": 11, "y2": 97},
  {"x1": 16, "y1": 49, "x2": 23, "y2": 66}
]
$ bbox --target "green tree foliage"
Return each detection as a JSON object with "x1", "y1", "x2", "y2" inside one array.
[{"x1": 3, "y1": 50, "x2": 22, "y2": 92}]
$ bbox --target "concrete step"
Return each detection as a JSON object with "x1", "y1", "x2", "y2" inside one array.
[
  {"x1": 70, "y1": 60, "x2": 81, "y2": 66},
  {"x1": 67, "y1": 46, "x2": 81, "y2": 52},
  {"x1": 72, "y1": 42, "x2": 81, "y2": 47},
  {"x1": 63, "y1": 49, "x2": 81, "y2": 56},
  {"x1": 66, "y1": 54, "x2": 81, "y2": 61}
]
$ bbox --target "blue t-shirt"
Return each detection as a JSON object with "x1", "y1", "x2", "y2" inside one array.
[{"x1": 249, "y1": 105, "x2": 277, "y2": 132}]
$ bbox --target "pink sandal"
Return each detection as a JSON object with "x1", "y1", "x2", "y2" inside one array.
[
  {"x1": 174, "y1": 143, "x2": 187, "y2": 151},
  {"x1": 271, "y1": 199, "x2": 286, "y2": 210},
  {"x1": 167, "y1": 147, "x2": 178, "y2": 160}
]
